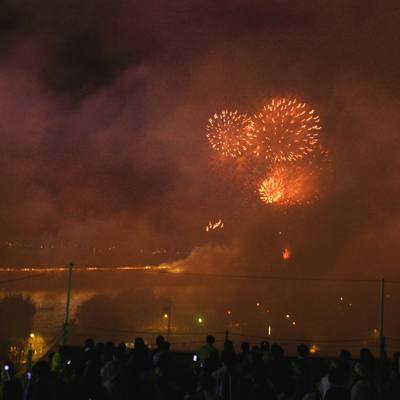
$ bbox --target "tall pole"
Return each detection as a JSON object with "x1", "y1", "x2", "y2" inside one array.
[
  {"x1": 62, "y1": 263, "x2": 73, "y2": 346},
  {"x1": 379, "y1": 278, "x2": 385, "y2": 363},
  {"x1": 167, "y1": 298, "x2": 171, "y2": 341}
]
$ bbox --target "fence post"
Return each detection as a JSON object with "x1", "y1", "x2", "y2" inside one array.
[
  {"x1": 62, "y1": 263, "x2": 73, "y2": 346},
  {"x1": 167, "y1": 298, "x2": 171, "y2": 341},
  {"x1": 380, "y1": 278, "x2": 386, "y2": 363}
]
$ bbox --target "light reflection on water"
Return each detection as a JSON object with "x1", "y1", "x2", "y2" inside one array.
[{"x1": 0, "y1": 268, "x2": 395, "y2": 359}]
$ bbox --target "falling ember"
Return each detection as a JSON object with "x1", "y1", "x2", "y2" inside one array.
[
  {"x1": 283, "y1": 248, "x2": 290, "y2": 259},
  {"x1": 206, "y1": 110, "x2": 257, "y2": 158},
  {"x1": 252, "y1": 97, "x2": 321, "y2": 162},
  {"x1": 206, "y1": 219, "x2": 224, "y2": 231}
]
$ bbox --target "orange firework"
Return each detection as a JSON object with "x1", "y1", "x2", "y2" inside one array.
[
  {"x1": 205, "y1": 219, "x2": 224, "y2": 232},
  {"x1": 259, "y1": 172, "x2": 286, "y2": 203},
  {"x1": 282, "y1": 249, "x2": 290, "y2": 259},
  {"x1": 258, "y1": 164, "x2": 308, "y2": 205},
  {"x1": 252, "y1": 97, "x2": 321, "y2": 162},
  {"x1": 205, "y1": 96, "x2": 331, "y2": 210},
  {"x1": 206, "y1": 110, "x2": 257, "y2": 158}
]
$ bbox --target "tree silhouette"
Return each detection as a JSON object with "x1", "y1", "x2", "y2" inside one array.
[
  {"x1": 75, "y1": 289, "x2": 169, "y2": 341},
  {"x1": 0, "y1": 293, "x2": 36, "y2": 361}
]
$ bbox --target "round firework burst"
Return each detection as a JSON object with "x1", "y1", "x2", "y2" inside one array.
[
  {"x1": 206, "y1": 110, "x2": 257, "y2": 158},
  {"x1": 259, "y1": 174, "x2": 286, "y2": 203},
  {"x1": 253, "y1": 97, "x2": 321, "y2": 162},
  {"x1": 258, "y1": 164, "x2": 308, "y2": 205}
]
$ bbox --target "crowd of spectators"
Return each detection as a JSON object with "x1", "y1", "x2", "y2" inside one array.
[{"x1": 1, "y1": 335, "x2": 400, "y2": 400}]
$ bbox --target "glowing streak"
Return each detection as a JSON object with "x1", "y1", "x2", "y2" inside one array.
[
  {"x1": 206, "y1": 219, "x2": 224, "y2": 231},
  {"x1": 0, "y1": 265, "x2": 174, "y2": 272}
]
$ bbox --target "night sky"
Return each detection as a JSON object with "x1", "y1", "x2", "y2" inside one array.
[{"x1": 1, "y1": 0, "x2": 400, "y2": 354}]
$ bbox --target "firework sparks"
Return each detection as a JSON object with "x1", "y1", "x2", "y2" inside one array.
[
  {"x1": 258, "y1": 164, "x2": 308, "y2": 205},
  {"x1": 205, "y1": 96, "x2": 331, "y2": 210},
  {"x1": 258, "y1": 172, "x2": 286, "y2": 203},
  {"x1": 206, "y1": 219, "x2": 224, "y2": 232},
  {"x1": 206, "y1": 110, "x2": 257, "y2": 158},
  {"x1": 252, "y1": 97, "x2": 321, "y2": 162}
]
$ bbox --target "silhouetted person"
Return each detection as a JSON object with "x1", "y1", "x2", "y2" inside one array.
[
  {"x1": 197, "y1": 335, "x2": 218, "y2": 366},
  {"x1": 212, "y1": 350, "x2": 243, "y2": 400},
  {"x1": 198, "y1": 372, "x2": 223, "y2": 400},
  {"x1": 223, "y1": 340, "x2": 234, "y2": 352},
  {"x1": 129, "y1": 337, "x2": 151, "y2": 372},
  {"x1": 318, "y1": 358, "x2": 348, "y2": 399},
  {"x1": 24, "y1": 361, "x2": 66, "y2": 400},
  {"x1": 150, "y1": 335, "x2": 165, "y2": 363},
  {"x1": 203, "y1": 349, "x2": 223, "y2": 375},
  {"x1": 102, "y1": 342, "x2": 116, "y2": 366},
  {"x1": 324, "y1": 385, "x2": 350, "y2": 400},
  {"x1": 266, "y1": 343, "x2": 288, "y2": 395},
  {"x1": 1, "y1": 361, "x2": 24, "y2": 400},
  {"x1": 117, "y1": 343, "x2": 127, "y2": 362},
  {"x1": 248, "y1": 364, "x2": 277, "y2": 400},
  {"x1": 237, "y1": 342, "x2": 253, "y2": 375},
  {"x1": 181, "y1": 369, "x2": 199, "y2": 400},
  {"x1": 349, "y1": 363, "x2": 373, "y2": 400},
  {"x1": 393, "y1": 352, "x2": 400, "y2": 376},
  {"x1": 82, "y1": 338, "x2": 101, "y2": 367},
  {"x1": 252, "y1": 346, "x2": 264, "y2": 370},
  {"x1": 260, "y1": 341, "x2": 270, "y2": 361},
  {"x1": 155, "y1": 351, "x2": 185, "y2": 400},
  {"x1": 96, "y1": 342, "x2": 106, "y2": 365},
  {"x1": 290, "y1": 344, "x2": 314, "y2": 399},
  {"x1": 339, "y1": 349, "x2": 352, "y2": 385},
  {"x1": 359, "y1": 348, "x2": 375, "y2": 379},
  {"x1": 152, "y1": 341, "x2": 171, "y2": 371},
  {"x1": 101, "y1": 347, "x2": 130, "y2": 399}
]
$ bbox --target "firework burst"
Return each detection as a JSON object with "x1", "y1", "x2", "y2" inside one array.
[
  {"x1": 258, "y1": 164, "x2": 310, "y2": 206},
  {"x1": 205, "y1": 96, "x2": 331, "y2": 213},
  {"x1": 252, "y1": 97, "x2": 321, "y2": 162},
  {"x1": 206, "y1": 110, "x2": 257, "y2": 158}
]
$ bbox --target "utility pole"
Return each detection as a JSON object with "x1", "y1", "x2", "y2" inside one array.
[
  {"x1": 62, "y1": 263, "x2": 73, "y2": 346},
  {"x1": 167, "y1": 298, "x2": 171, "y2": 341},
  {"x1": 379, "y1": 278, "x2": 386, "y2": 363}
]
